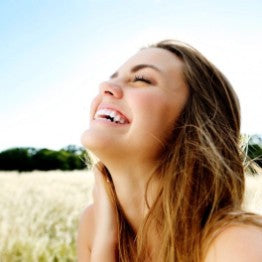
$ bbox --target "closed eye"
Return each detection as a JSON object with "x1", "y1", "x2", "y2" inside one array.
[{"x1": 134, "y1": 75, "x2": 152, "y2": 84}]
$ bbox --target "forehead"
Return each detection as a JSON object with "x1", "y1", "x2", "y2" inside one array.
[{"x1": 120, "y1": 47, "x2": 184, "y2": 74}]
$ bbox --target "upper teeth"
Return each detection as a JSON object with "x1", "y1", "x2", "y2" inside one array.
[{"x1": 94, "y1": 109, "x2": 127, "y2": 124}]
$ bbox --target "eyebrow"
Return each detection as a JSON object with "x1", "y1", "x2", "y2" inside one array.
[{"x1": 110, "y1": 64, "x2": 162, "y2": 79}]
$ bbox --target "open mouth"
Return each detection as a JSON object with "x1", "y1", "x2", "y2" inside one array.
[{"x1": 94, "y1": 108, "x2": 129, "y2": 124}]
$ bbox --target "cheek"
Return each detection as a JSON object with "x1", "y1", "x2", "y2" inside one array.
[
  {"x1": 132, "y1": 92, "x2": 163, "y2": 109},
  {"x1": 130, "y1": 92, "x2": 174, "y2": 132},
  {"x1": 131, "y1": 91, "x2": 186, "y2": 140},
  {"x1": 130, "y1": 91, "x2": 166, "y2": 117}
]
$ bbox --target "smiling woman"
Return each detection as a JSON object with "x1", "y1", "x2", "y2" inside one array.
[
  {"x1": 82, "y1": 47, "x2": 188, "y2": 163},
  {"x1": 78, "y1": 40, "x2": 262, "y2": 262}
]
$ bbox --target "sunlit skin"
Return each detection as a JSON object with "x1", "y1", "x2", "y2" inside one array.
[
  {"x1": 81, "y1": 47, "x2": 189, "y2": 231},
  {"x1": 78, "y1": 47, "x2": 262, "y2": 261},
  {"x1": 78, "y1": 48, "x2": 189, "y2": 260},
  {"x1": 82, "y1": 48, "x2": 188, "y2": 162}
]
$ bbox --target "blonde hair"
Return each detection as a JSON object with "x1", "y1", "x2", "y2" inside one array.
[{"x1": 93, "y1": 40, "x2": 262, "y2": 261}]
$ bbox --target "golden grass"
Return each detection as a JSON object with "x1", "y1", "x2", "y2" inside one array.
[
  {"x1": 0, "y1": 170, "x2": 94, "y2": 262},
  {"x1": 0, "y1": 170, "x2": 261, "y2": 261},
  {"x1": 243, "y1": 173, "x2": 262, "y2": 215}
]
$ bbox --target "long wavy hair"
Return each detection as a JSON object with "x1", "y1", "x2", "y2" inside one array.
[{"x1": 92, "y1": 40, "x2": 262, "y2": 262}]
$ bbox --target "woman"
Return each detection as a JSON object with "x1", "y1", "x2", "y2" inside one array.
[{"x1": 77, "y1": 40, "x2": 262, "y2": 261}]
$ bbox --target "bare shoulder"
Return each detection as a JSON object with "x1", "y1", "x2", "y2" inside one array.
[
  {"x1": 76, "y1": 204, "x2": 95, "y2": 261},
  {"x1": 204, "y1": 223, "x2": 262, "y2": 262}
]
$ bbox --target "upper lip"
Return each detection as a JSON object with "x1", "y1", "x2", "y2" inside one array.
[{"x1": 94, "y1": 103, "x2": 130, "y2": 123}]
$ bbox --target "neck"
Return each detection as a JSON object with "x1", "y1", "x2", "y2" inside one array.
[{"x1": 100, "y1": 157, "x2": 160, "y2": 232}]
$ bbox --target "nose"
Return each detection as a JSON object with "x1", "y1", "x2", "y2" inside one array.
[{"x1": 99, "y1": 81, "x2": 123, "y2": 99}]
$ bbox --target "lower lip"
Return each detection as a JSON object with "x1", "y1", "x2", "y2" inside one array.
[{"x1": 92, "y1": 118, "x2": 129, "y2": 127}]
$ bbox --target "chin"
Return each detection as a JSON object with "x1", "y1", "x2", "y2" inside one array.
[
  {"x1": 81, "y1": 129, "x2": 103, "y2": 151},
  {"x1": 80, "y1": 128, "x2": 124, "y2": 157}
]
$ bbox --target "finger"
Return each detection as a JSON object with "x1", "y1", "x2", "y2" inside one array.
[
  {"x1": 93, "y1": 163, "x2": 112, "y2": 189},
  {"x1": 92, "y1": 165, "x2": 109, "y2": 200},
  {"x1": 93, "y1": 164, "x2": 117, "y2": 208}
]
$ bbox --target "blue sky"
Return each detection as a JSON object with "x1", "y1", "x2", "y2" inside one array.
[{"x1": 0, "y1": 0, "x2": 261, "y2": 151}]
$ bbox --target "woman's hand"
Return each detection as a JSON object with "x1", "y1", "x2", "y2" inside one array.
[{"x1": 91, "y1": 162, "x2": 118, "y2": 260}]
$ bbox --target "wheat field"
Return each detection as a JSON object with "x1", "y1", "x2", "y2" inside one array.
[
  {"x1": 0, "y1": 170, "x2": 94, "y2": 262},
  {"x1": 0, "y1": 171, "x2": 261, "y2": 262}
]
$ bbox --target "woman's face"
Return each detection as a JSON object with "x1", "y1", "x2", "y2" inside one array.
[{"x1": 81, "y1": 47, "x2": 189, "y2": 161}]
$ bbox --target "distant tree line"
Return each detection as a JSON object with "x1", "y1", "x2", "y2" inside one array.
[
  {"x1": 245, "y1": 135, "x2": 262, "y2": 168},
  {"x1": 0, "y1": 145, "x2": 92, "y2": 172},
  {"x1": 0, "y1": 135, "x2": 261, "y2": 172}
]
